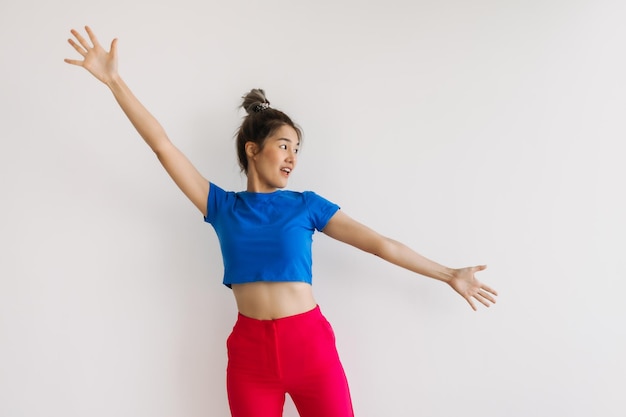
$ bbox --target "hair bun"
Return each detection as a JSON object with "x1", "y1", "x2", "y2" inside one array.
[{"x1": 241, "y1": 88, "x2": 271, "y2": 114}]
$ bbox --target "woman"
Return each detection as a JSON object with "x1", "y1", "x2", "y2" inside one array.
[{"x1": 65, "y1": 26, "x2": 497, "y2": 417}]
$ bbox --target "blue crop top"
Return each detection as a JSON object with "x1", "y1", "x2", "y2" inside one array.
[{"x1": 204, "y1": 183, "x2": 340, "y2": 288}]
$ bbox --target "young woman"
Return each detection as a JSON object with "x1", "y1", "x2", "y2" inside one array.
[{"x1": 65, "y1": 26, "x2": 497, "y2": 417}]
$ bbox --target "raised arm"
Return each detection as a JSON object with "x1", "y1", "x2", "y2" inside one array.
[
  {"x1": 65, "y1": 26, "x2": 209, "y2": 216},
  {"x1": 322, "y1": 211, "x2": 498, "y2": 311}
]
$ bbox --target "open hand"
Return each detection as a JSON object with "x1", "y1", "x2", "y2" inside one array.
[
  {"x1": 64, "y1": 26, "x2": 119, "y2": 85},
  {"x1": 448, "y1": 265, "x2": 497, "y2": 311}
]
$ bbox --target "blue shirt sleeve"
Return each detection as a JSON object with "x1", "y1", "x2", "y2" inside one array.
[
  {"x1": 204, "y1": 182, "x2": 226, "y2": 224},
  {"x1": 303, "y1": 191, "x2": 340, "y2": 231}
]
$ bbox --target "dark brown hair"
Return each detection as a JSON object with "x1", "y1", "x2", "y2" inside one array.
[{"x1": 236, "y1": 89, "x2": 302, "y2": 173}]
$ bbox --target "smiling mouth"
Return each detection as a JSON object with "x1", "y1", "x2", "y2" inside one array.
[{"x1": 281, "y1": 168, "x2": 292, "y2": 175}]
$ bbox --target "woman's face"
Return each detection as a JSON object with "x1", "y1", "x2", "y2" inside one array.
[{"x1": 246, "y1": 124, "x2": 299, "y2": 192}]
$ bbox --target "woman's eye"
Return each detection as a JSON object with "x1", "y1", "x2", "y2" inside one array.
[
  {"x1": 294, "y1": 148, "x2": 299, "y2": 154},
  {"x1": 279, "y1": 144, "x2": 287, "y2": 150}
]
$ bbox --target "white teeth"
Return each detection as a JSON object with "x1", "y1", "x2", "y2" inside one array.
[{"x1": 282, "y1": 168, "x2": 291, "y2": 173}]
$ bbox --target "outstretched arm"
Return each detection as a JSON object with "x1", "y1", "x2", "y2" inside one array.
[
  {"x1": 65, "y1": 26, "x2": 209, "y2": 216},
  {"x1": 322, "y1": 211, "x2": 498, "y2": 310}
]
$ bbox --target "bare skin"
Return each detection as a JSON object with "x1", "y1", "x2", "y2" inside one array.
[
  {"x1": 232, "y1": 282, "x2": 316, "y2": 320},
  {"x1": 65, "y1": 26, "x2": 497, "y2": 319}
]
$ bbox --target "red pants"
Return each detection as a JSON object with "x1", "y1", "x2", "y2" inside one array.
[{"x1": 226, "y1": 305, "x2": 354, "y2": 417}]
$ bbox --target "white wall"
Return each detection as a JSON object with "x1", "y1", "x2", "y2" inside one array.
[{"x1": 1, "y1": 1, "x2": 624, "y2": 416}]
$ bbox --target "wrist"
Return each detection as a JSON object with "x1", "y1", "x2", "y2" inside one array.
[
  {"x1": 437, "y1": 267, "x2": 456, "y2": 284},
  {"x1": 106, "y1": 73, "x2": 123, "y2": 90}
]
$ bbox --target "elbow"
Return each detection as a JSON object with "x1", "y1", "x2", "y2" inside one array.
[
  {"x1": 153, "y1": 141, "x2": 175, "y2": 160},
  {"x1": 369, "y1": 236, "x2": 396, "y2": 260}
]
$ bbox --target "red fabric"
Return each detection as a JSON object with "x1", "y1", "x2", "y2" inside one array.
[{"x1": 226, "y1": 306, "x2": 354, "y2": 417}]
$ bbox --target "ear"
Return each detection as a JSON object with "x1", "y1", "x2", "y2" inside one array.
[{"x1": 245, "y1": 141, "x2": 258, "y2": 159}]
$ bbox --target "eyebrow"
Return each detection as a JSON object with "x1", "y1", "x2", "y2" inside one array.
[{"x1": 277, "y1": 138, "x2": 300, "y2": 146}]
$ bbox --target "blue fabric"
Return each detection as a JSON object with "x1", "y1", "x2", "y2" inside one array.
[{"x1": 204, "y1": 183, "x2": 340, "y2": 288}]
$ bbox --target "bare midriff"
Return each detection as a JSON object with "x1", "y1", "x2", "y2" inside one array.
[{"x1": 231, "y1": 281, "x2": 317, "y2": 320}]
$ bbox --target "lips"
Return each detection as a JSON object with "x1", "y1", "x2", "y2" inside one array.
[{"x1": 281, "y1": 167, "x2": 292, "y2": 175}]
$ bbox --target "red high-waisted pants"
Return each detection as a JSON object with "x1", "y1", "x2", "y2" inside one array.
[{"x1": 226, "y1": 305, "x2": 354, "y2": 417}]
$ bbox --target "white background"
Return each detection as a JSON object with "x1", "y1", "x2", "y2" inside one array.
[{"x1": 1, "y1": 1, "x2": 625, "y2": 416}]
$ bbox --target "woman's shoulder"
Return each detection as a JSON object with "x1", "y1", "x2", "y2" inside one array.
[{"x1": 281, "y1": 190, "x2": 328, "y2": 204}]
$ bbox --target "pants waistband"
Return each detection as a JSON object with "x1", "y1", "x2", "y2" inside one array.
[{"x1": 235, "y1": 305, "x2": 322, "y2": 327}]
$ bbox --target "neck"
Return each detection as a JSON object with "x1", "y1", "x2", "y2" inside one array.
[{"x1": 246, "y1": 173, "x2": 278, "y2": 193}]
